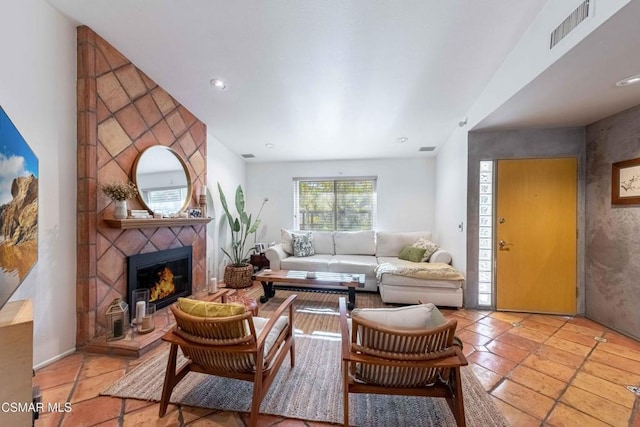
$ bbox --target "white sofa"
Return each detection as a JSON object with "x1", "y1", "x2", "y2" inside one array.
[{"x1": 264, "y1": 230, "x2": 464, "y2": 307}]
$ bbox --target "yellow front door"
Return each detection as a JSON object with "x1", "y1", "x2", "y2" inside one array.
[{"x1": 495, "y1": 158, "x2": 577, "y2": 314}]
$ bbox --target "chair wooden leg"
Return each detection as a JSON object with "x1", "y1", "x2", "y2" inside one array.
[
  {"x1": 290, "y1": 335, "x2": 295, "y2": 368},
  {"x1": 343, "y1": 361, "x2": 350, "y2": 427},
  {"x1": 159, "y1": 343, "x2": 178, "y2": 417},
  {"x1": 445, "y1": 367, "x2": 466, "y2": 427},
  {"x1": 249, "y1": 358, "x2": 265, "y2": 427}
]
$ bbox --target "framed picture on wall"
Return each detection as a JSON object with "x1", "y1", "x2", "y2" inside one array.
[
  {"x1": 612, "y1": 157, "x2": 640, "y2": 205},
  {"x1": 0, "y1": 106, "x2": 39, "y2": 310}
]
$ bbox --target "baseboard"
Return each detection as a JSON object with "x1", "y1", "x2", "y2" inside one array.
[{"x1": 33, "y1": 347, "x2": 77, "y2": 370}]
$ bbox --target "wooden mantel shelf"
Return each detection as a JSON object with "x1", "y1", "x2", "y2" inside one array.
[{"x1": 104, "y1": 217, "x2": 213, "y2": 229}]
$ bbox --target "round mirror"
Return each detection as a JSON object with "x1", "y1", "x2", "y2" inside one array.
[{"x1": 133, "y1": 146, "x2": 192, "y2": 215}]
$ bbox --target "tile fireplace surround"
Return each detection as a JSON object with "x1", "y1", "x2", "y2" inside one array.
[{"x1": 76, "y1": 26, "x2": 207, "y2": 352}]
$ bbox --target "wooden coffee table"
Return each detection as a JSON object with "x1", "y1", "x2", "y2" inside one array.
[{"x1": 254, "y1": 270, "x2": 365, "y2": 310}]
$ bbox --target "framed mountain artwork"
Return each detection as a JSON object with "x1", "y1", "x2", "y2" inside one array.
[{"x1": 0, "y1": 106, "x2": 38, "y2": 310}]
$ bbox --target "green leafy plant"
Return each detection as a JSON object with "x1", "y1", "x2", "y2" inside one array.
[{"x1": 218, "y1": 183, "x2": 268, "y2": 267}]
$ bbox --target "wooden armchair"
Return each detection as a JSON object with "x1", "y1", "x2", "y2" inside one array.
[
  {"x1": 338, "y1": 297, "x2": 468, "y2": 426},
  {"x1": 159, "y1": 292, "x2": 297, "y2": 427}
]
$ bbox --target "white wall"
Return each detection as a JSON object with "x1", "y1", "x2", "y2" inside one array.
[
  {"x1": 245, "y1": 158, "x2": 435, "y2": 246},
  {"x1": 206, "y1": 135, "x2": 246, "y2": 280},
  {"x1": 1, "y1": 0, "x2": 77, "y2": 367},
  {"x1": 434, "y1": 128, "x2": 468, "y2": 272}
]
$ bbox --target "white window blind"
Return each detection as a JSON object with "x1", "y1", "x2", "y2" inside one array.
[
  {"x1": 293, "y1": 177, "x2": 377, "y2": 231},
  {"x1": 143, "y1": 187, "x2": 188, "y2": 214}
]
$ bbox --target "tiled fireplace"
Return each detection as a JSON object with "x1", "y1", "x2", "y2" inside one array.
[{"x1": 76, "y1": 26, "x2": 207, "y2": 352}]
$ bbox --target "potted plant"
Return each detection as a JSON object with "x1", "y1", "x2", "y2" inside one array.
[
  {"x1": 218, "y1": 183, "x2": 268, "y2": 288},
  {"x1": 101, "y1": 181, "x2": 138, "y2": 219}
]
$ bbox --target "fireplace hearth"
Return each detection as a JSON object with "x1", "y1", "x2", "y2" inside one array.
[{"x1": 127, "y1": 246, "x2": 192, "y2": 314}]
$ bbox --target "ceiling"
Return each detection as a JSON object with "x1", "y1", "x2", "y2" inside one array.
[
  {"x1": 476, "y1": 0, "x2": 640, "y2": 131},
  {"x1": 48, "y1": 1, "x2": 640, "y2": 163},
  {"x1": 47, "y1": 0, "x2": 552, "y2": 162}
]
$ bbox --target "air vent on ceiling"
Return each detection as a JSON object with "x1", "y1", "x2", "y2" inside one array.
[
  {"x1": 419, "y1": 146, "x2": 435, "y2": 152},
  {"x1": 550, "y1": 0, "x2": 590, "y2": 49},
  {"x1": 241, "y1": 154, "x2": 255, "y2": 158}
]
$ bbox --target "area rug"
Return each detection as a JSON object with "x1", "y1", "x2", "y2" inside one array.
[{"x1": 102, "y1": 290, "x2": 509, "y2": 426}]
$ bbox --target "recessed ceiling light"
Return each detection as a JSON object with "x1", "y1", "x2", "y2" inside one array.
[
  {"x1": 616, "y1": 74, "x2": 640, "y2": 87},
  {"x1": 397, "y1": 137, "x2": 408, "y2": 144},
  {"x1": 210, "y1": 78, "x2": 227, "y2": 90},
  {"x1": 265, "y1": 143, "x2": 274, "y2": 148}
]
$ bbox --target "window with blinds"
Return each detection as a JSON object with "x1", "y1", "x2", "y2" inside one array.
[
  {"x1": 293, "y1": 177, "x2": 377, "y2": 231},
  {"x1": 143, "y1": 187, "x2": 189, "y2": 215}
]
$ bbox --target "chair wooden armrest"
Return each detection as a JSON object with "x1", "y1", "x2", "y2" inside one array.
[
  {"x1": 339, "y1": 297, "x2": 351, "y2": 361},
  {"x1": 255, "y1": 294, "x2": 297, "y2": 350}
]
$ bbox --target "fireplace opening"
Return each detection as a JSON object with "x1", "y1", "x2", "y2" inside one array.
[{"x1": 127, "y1": 246, "x2": 192, "y2": 316}]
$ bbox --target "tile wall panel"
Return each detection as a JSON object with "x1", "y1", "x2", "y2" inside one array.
[{"x1": 77, "y1": 26, "x2": 207, "y2": 345}]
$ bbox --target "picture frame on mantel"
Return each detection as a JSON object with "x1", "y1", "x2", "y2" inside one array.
[{"x1": 612, "y1": 157, "x2": 640, "y2": 205}]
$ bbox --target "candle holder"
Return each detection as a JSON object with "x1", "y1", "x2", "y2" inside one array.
[
  {"x1": 138, "y1": 303, "x2": 156, "y2": 334},
  {"x1": 130, "y1": 288, "x2": 150, "y2": 329},
  {"x1": 105, "y1": 298, "x2": 129, "y2": 341},
  {"x1": 199, "y1": 194, "x2": 207, "y2": 218}
]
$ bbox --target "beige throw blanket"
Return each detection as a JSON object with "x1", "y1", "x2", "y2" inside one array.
[{"x1": 375, "y1": 262, "x2": 465, "y2": 282}]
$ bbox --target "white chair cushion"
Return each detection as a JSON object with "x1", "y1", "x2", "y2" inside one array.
[
  {"x1": 334, "y1": 230, "x2": 376, "y2": 255},
  {"x1": 351, "y1": 303, "x2": 446, "y2": 330},
  {"x1": 252, "y1": 315, "x2": 289, "y2": 356}
]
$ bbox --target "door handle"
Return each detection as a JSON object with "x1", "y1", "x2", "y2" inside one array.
[{"x1": 498, "y1": 240, "x2": 512, "y2": 250}]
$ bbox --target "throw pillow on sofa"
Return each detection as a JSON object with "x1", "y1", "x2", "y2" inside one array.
[
  {"x1": 281, "y1": 228, "x2": 294, "y2": 254},
  {"x1": 293, "y1": 232, "x2": 315, "y2": 257},
  {"x1": 398, "y1": 245, "x2": 427, "y2": 263},
  {"x1": 412, "y1": 237, "x2": 439, "y2": 262}
]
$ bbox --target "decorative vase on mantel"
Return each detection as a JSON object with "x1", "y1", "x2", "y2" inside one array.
[
  {"x1": 100, "y1": 181, "x2": 138, "y2": 220},
  {"x1": 114, "y1": 200, "x2": 128, "y2": 219}
]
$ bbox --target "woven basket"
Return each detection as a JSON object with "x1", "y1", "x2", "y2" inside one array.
[{"x1": 223, "y1": 264, "x2": 254, "y2": 289}]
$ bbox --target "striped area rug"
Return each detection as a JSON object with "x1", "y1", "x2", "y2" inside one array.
[{"x1": 102, "y1": 289, "x2": 508, "y2": 426}]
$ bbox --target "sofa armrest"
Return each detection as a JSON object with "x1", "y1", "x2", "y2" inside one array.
[
  {"x1": 265, "y1": 244, "x2": 289, "y2": 270},
  {"x1": 429, "y1": 248, "x2": 452, "y2": 264}
]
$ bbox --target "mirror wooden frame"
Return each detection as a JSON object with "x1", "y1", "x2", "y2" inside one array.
[{"x1": 132, "y1": 146, "x2": 192, "y2": 214}]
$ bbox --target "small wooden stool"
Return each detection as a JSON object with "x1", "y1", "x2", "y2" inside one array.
[{"x1": 226, "y1": 292, "x2": 259, "y2": 317}]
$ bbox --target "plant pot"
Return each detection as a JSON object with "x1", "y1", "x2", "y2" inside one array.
[
  {"x1": 224, "y1": 264, "x2": 254, "y2": 289},
  {"x1": 114, "y1": 200, "x2": 128, "y2": 219}
]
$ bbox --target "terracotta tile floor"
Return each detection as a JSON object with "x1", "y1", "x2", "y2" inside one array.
[{"x1": 34, "y1": 286, "x2": 640, "y2": 426}]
